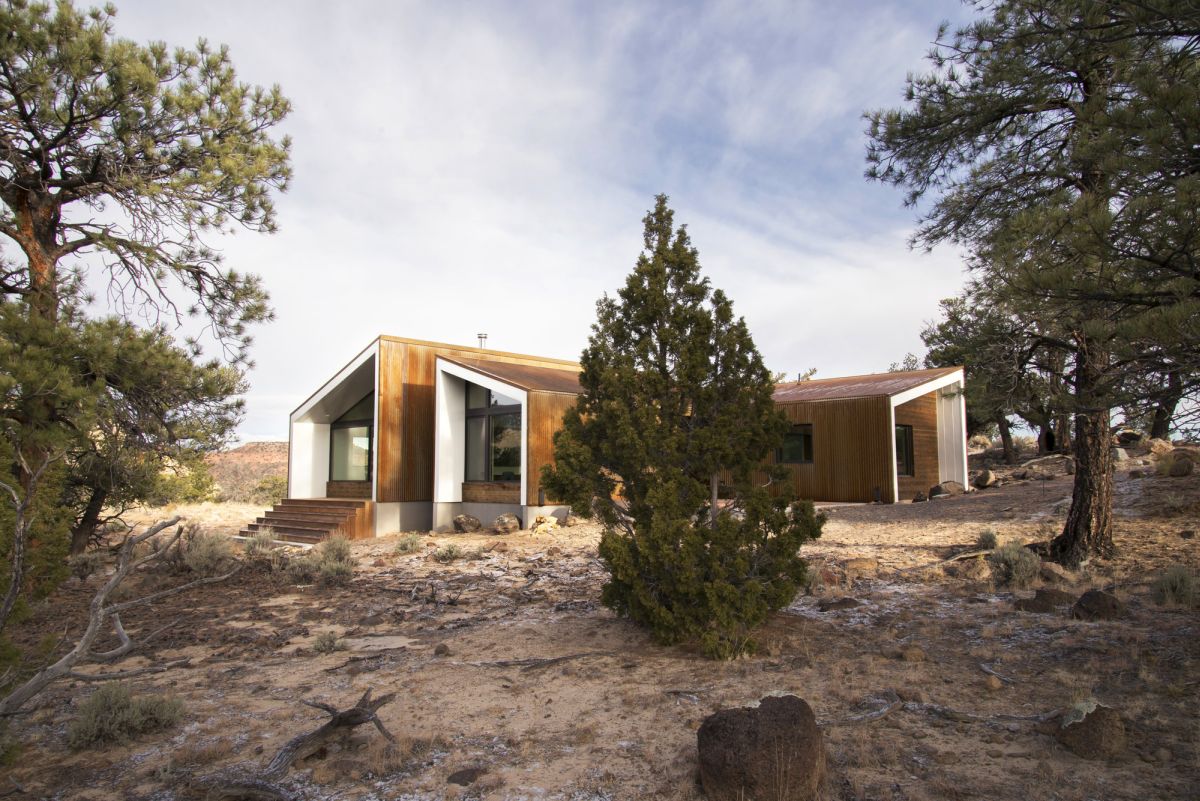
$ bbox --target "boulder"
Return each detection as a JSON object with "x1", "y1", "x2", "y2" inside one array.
[
  {"x1": 531, "y1": 514, "x2": 559, "y2": 535},
  {"x1": 1147, "y1": 438, "x2": 1174, "y2": 457},
  {"x1": 973, "y1": 469, "x2": 996, "y2": 489},
  {"x1": 929, "y1": 481, "x2": 966, "y2": 498},
  {"x1": 697, "y1": 694, "x2": 825, "y2": 801},
  {"x1": 1114, "y1": 429, "x2": 1144, "y2": 446},
  {"x1": 1072, "y1": 589, "x2": 1125, "y2": 621},
  {"x1": 911, "y1": 491, "x2": 928, "y2": 503},
  {"x1": 1169, "y1": 455, "x2": 1194, "y2": 478},
  {"x1": 1111, "y1": 447, "x2": 1128, "y2": 462},
  {"x1": 944, "y1": 558, "x2": 990, "y2": 582},
  {"x1": 452, "y1": 514, "x2": 481, "y2": 533},
  {"x1": 1129, "y1": 469, "x2": 1145, "y2": 479},
  {"x1": 492, "y1": 513, "x2": 521, "y2": 534},
  {"x1": 1014, "y1": 587, "x2": 1076, "y2": 613},
  {"x1": 1056, "y1": 701, "x2": 1126, "y2": 760}
]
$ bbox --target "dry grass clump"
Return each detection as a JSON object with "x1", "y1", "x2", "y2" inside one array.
[
  {"x1": 987, "y1": 542, "x2": 1040, "y2": 588},
  {"x1": 1152, "y1": 565, "x2": 1197, "y2": 607},
  {"x1": 287, "y1": 535, "x2": 355, "y2": 585},
  {"x1": 364, "y1": 733, "x2": 448, "y2": 778},
  {"x1": 312, "y1": 631, "x2": 344, "y2": 654},
  {"x1": 66, "y1": 683, "x2": 183, "y2": 750},
  {"x1": 394, "y1": 532, "x2": 423, "y2": 554},
  {"x1": 975, "y1": 528, "x2": 998, "y2": 551},
  {"x1": 433, "y1": 543, "x2": 464, "y2": 563},
  {"x1": 244, "y1": 528, "x2": 277, "y2": 557},
  {"x1": 172, "y1": 738, "x2": 234, "y2": 767}
]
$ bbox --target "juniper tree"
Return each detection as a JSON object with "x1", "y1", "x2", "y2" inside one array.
[
  {"x1": 543, "y1": 195, "x2": 822, "y2": 659},
  {"x1": 867, "y1": 0, "x2": 1200, "y2": 565}
]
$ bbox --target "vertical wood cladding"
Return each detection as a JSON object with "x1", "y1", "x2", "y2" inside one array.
[
  {"x1": 526, "y1": 391, "x2": 578, "y2": 505},
  {"x1": 374, "y1": 338, "x2": 579, "y2": 504},
  {"x1": 765, "y1": 396, "x2": 895, "y2": 503},
  {"x1": 894, "y1": 391, "x2": 939, "y2": 500}
]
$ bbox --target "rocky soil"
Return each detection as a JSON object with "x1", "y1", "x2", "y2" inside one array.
[{"x1": 5, "y1": 463, "x2": 1198, "y2": 800}]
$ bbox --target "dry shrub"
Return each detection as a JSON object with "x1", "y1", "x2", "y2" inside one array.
[
  {"x1": 968, "y1": 433, "x2": 994, "y2": 450},
  {"x1": 975, "y1": 528, "x2": 998, "y2": 550},
  {"x1": 987, "y1": 542, "x2": 1040, "y2": 588},
  {"x1": 244, "y1": 528, "x2": 276, "y2": 557},
  {"x1": 183, "y1": 530, "x2": 236, "y2": 577},
  {"x1": 433, "y1": 544, "x2": 463, "y2": 563},
  {"x1": 287, "y1": 535, "x2": 355, "y2": 586},
  {"x1": 394, "y1": 532, "x2": 422, "y2": 554},
  {"x1": 1152, "y1": 565, "x2": 1197, "y2": 607},
  {"x1": 67, "y1": 683, "x2": 183, "y2": 750},
  {"x1": 312, "y1": 631, "x2": 343, "y2": 654},
  {"x1": 68, "y1": 551, "x2": 103, "y2": 582}
]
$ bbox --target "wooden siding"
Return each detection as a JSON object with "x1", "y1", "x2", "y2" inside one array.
[
  {"x1": 894, "y1": 391, "x2": 939, "y2": 500},
  {"x1": 374, "y1": 339, "x2": 580, "y2": 504},
  {"x1": 326, "y1": 480, "x2": 372, "y2": 499},
  {"x1": 765, "y1": 396, "x2": 895, "y2": 503},
  {"x1": 462, "y1": 481, "x2": 521, "y2": 504},
  {"x1": 525, "y1": 391, "x2": 578, "y2": 505}
]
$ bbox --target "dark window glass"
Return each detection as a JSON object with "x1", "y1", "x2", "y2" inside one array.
[
  {"x1": 463, "y1": 381, "x2": 522, "y2": 482},
  {"x1": 777, "y1": 424, "x2": 813, "y2": 464},
  {"x1": 895, "y1": 424, "x2": 914, "y2": 476}
]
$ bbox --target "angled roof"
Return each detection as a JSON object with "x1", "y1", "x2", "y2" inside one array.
[
  {"x1": 772, "y1": 366, "x2": 962, "y2": 403},
  {"x1": 441, "y1": 357, "x2": 582, "y2": 395}
]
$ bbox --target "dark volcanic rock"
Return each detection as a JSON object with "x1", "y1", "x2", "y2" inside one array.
[
  {"x1": 1013, "y1": 587, "x2": 1076, "y2": 613},
  {"x1": 698, "y1": 694, "x2": 825, "y2": 801},
  {"x1": 1072, "y1": 589, "x2": 1125, "y2": 621},
  {"x1": 1056, "y1": 703, "x2": 1126, "y2": 760}
]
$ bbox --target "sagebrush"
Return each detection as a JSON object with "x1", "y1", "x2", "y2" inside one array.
[
  {"x1": 987, "y1": 542, "x2": 1040, "y2": 588},
  {"x1": 66, "y1": 683, "x2": 183, "y2": 749}
]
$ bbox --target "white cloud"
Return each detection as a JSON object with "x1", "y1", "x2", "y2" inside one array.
[{"x1": 96, "y1": 0, "x2": 972, "y2": 440}]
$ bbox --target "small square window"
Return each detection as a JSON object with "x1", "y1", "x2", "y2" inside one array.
[{"x1": 777, "y1": 424, "x2": 813, "y2": 464}]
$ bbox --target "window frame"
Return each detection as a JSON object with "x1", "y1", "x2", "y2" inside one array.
[
  {"x1": 464, "y1": 386, "x2": 522, "y2": 484},
  {"x1": 776, "y1": 423, "x2": 814, "y2": 465},
  {"x1": 895, "y1": 423, "x2": 915, "y2": 477}
]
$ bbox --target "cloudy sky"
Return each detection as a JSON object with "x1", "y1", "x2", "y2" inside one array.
[{"x1": 105, "y1": 0, "x2": 976, "y2": 441}]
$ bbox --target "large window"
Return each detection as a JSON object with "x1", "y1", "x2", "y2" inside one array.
[
  {"x1": 777, "y1": 423, "x2": 814, "y2": 464},
  {"x1": 465, "y1": 383, "x2": 522, "y2": 482},
  {"x1": 330, "y1": 393, "x2": 373, "y2": 481},
  {"x1": 895, "y1": 424, "x2": 914, "y2": 477}
]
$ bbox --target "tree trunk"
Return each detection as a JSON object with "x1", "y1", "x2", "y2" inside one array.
[
  {"x1": 1050, "y1": 341, "x2": 1114, "y2": 567},
  {"x1": 70, "y1": 488, "x2": 108, "y2": 555},
  {"x1": 1149, "y1": 370, "x2": 1182, "y2": 440},
  {"x1": 709, "y1": 473, "x2": 719, "y2": 529},
  {"x1": 1037, "y1": 426, "x2": 1055, "y2": 455},
  {"x1": 997, "y1": 416, "x2": 1016, "y2": 465},
  {"x1": 1054, "y1": 414, "x2": 1072, "y2": 453}
]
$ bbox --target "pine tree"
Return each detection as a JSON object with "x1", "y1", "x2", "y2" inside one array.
[
  {"x1": 543, "y1": 195, "x2": 822, "y2": 659},
  {"x1": 867, "y1": 1, "x2": 1200, "y2": 565}
]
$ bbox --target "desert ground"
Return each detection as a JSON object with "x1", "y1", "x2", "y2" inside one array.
[{"x1": 4, "y1": 457, "x2": 1198, "y2": 801}]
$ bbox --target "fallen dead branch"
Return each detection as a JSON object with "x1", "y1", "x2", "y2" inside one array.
[
  {"x1": 979, "y1": 662, "x2": 1015, "y2": 684},
  {"x1": 0, "y1": 517, "x2": 241, "y2": 716},
  {"x1": 819, "y1": 690, "x2": 903, "y2": 727},
  {"x1": 459, "y1": 651, "x2": 609, "y2": 671},
  {"x1": 261, "y1": 688, "x2": 396, "y2": 779}
]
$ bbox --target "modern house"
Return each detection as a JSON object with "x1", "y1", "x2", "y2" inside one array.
[
  {"x1": 242, "y1": 336, "x2": 581, "y2": 543},
  {"x1": 767, "y1": 367, "x2": 968, "y2": 503},
  {"x1": 245, "y1": 336, "x2": 966, "y2": 542}
]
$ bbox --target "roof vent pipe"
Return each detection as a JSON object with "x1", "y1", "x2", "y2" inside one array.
[{"x1": 477, "y1": 333, "x2": 488, "y2": 349}]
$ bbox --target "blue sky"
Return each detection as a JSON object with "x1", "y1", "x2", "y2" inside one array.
[{"x1": 104, "y1": 0, "x2": 977, "y2": 441}]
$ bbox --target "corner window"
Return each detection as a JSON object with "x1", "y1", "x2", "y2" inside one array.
[
  {"x1": 777, "y1": 424, "x2": 813, "y2": 464},
  {"x1": 330, "y1": 393, "x2": 373, "y2": 482},
  {"x1": 895, "y1": 424, "x2": 914, "y2": 477},
  {"x1": 464, "y1": 383, "x2": 521, "y2": 482}
]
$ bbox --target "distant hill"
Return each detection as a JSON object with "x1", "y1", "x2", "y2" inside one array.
[{"x1": 206, "y1": 441, "x2": 288, "y2": 502}]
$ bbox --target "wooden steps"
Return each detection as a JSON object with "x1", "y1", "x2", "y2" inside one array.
[{"x1": 239, "y1": 498, "x2": 374, "y2": 544}]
